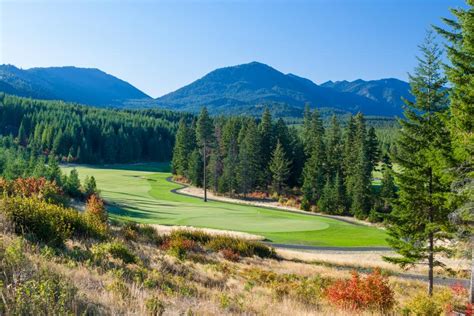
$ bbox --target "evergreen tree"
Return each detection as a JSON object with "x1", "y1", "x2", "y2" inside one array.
[
  {"x1": 435, "y1": 2, "x2": 474, "y2": 302},
  {"x1": 366, "y1": 126, "x2": 380, "y2": 172},
  {"x1": 172, "y1": 118, "x2": 195, "y2": 176},
  {"x1": 65, "y1": 168, "x2": 82, "y2": 198},
  {"x1": 17, "y1": 121, "x2": 27, "y2": 146},
  {"x1": 84, "y1": 175, "x2": 98, "y2": 197},
  {"x1": 301, "y1": 110, "x2": 326, "y2": 210},
  {"x1": 378, "y1": 162, "x2": 397, "y2": 214},
  {"x1": 208, "y1": 124, "x2": 224, "y2": 192},
  {"x1": 384, "y1": 33, "x2": 454, "y2": 296},
  {"x1": 237, "y1": 120, "x2": 260, "y2": 196},
  {"x1": 326, "y1": 115, "x2": 344, "y2": 180},
  {"x1": 196, "y1": 107, "x2": 214, "y2": 202},
  {"x1": 188, "y1": 149, "x2": 203, "y2": 187},
  {"x1": 47, "y1": 155, "x2": 62, "y2": 186},
  {"x1": 258, "y1": 108, "x2": 274, "y2": 188},
  {"x1": 269, "y1": 141, "x2": 291, "y2": 195}
]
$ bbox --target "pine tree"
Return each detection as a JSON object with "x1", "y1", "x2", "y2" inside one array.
[
  {"x1": 220, "y1": 118, "x2": 240, "y2": 195},
  {"x1": 84, "y1": 175, "x2": 98, "y2": 197},
  {"x1": 196, "y1": 107, "x2": 214, "y2": 202},
  {"x1": 384, "y1": 32, "x2": 454, "y2": 296},
  {"x1": 366, "y1": 126, "x2": 380, "y2": 172},
  {"x1": 435, "y1": 2, "x2": 474, "y2": 302},
  {"x1": 172, "y1": 118, "x2": 195, "y2": 176},
  {"x1": 208, "y1": 124, "x2": 224, "y2": 192},
  {"x1": 317, "y1": 179, "x2": 333, "y2": 213},
  {"x1": 326, "y1": 115, "x2": 343, "y2": 180},
  {"x1": 17, "y1": 121, "x2": 27, "y2": 146},
  {"x1": 65, "y1": 168, "x2": 82, "y2": 198},
  {"x1": 269, "y1": 140, "x2": 291, "y2": 195},
  {"x1": 237, "y1": 120, "x2": 260, "y2": 196},
  {"x1": 188, "y1": 149, "x2": 203, "y2": 187},
  {"x1": 301, "y1": 110, "x2": 326, "y2": 210},
  {"x1": 258, "y1": 107, "x2": 274, "y2": 188},
  {"x1": 378, "y1": 162, "x2": 397, "y2": 214},
  {"x1": 47, "y1": 155, "x2": 62, "y2": 186},
  {"x1": 343, "y1": 115, "x2": 357, "y2": 201}
]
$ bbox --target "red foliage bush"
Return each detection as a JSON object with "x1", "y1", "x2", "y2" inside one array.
[
  {"x1": 0, "y1": 177, "x2": 65, "y2": 205},
  {"x1": 221, "y1": 248, "x2": 240, "y2": 262},
  {"x1": 466, "y1": 303, "x2": 473, "y2": 316},
  {"x1": 325, "y1": 269, "x2": 394, "y2": 312}
]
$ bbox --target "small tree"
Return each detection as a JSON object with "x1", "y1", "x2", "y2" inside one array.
[
  {"x1": 83, "y1": 176, "x2": 97, "y2": 197},
  {"x1": 269, "y1": 141, "x2": 291, "y2": 195},
  {"x1": 65, "y1": 169, "x2": 81, "y2": 198},
  {"x1": 85, "y1": 194, "x2": 108, "y2": 224}
]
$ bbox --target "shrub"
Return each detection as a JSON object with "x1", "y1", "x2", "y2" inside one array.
[
  {"x1": 405, "y1": 291, "x2": 445, "y2": 315},
  {"x1": 205, "y1": 236, "x2": 275, "y2": 258},
  {"x1": 85, "y1": 194, "x2": 108, "y2": 223},
  {"x1": 221, "y1": 248, "x2": 240, "y2": 262},
  {"x1": 0, "y1": 177, "x2": 66, "y2": 205},
  {"x1": 0, "y1": 196, "x2": 106, "y2": 246},
  {"x1": 325, "y1": 269, "x2": 394, "y2": 312},
  {"x1": 169, "y1": 229, "x2": 213, "y2": 244},
  {"x1": 145, "y1": 296, "x2": 165, "y2": 316},
  {"x1": 161, "y1": 237, "x2": 197, "y2": 260},
  {"x1": 121, "y1": 222, "x2": 161, "y2": 244},
  {"x1": 92, "y1": 241, "x2": 138, "y2": 265},
  {"x1": 6, "y1": 269, "x2": 81, "y2": 315}
]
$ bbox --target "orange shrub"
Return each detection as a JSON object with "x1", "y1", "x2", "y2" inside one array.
[
  {"x1": 325, "y1": 269, "x2": 394, "y2": 312},
  {"x1": 85, "y1": 194, "x2": 108, "y2": 223}
]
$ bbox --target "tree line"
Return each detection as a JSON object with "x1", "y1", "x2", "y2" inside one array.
[
  {"x1": 0, "y1": 94, "x2": 191, "y2": 164},
  {"x1": 172, "y1": 106, "x2": 396, "y2": 220}
]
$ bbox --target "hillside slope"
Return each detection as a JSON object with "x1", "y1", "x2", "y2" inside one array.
[
  {"x1": 0, "y1": 65, "x2": 151, "y2": 106},
  {"x1": 155, "y1": 62, "x2": 410, "y2": 117}
]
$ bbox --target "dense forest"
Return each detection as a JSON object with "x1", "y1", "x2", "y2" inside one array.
[
  {"x1": 172, "y1": 106, "x2": 396, "y2": 221},
  {"x1": 0, "y1": 94, "x2": 191, "y2": 164}
]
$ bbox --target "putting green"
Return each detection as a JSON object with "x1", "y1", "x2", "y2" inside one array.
[{"x1": 62, "y1": 163, "x2": 388, "y2": 247}]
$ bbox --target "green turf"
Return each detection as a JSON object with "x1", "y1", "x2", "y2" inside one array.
[{"x1": 62, "y1": 163, "x2": 388, "y2": 247}]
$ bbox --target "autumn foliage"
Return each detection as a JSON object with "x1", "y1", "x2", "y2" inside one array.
[
  {"x1": 85, "y1": 194, "x2": 108, "y2": 223},
  {"x1": 325, "y1": 269, "x2": 394, "y2": 312},
  {"x1": 0, "y1": 177, "x2": 65, "y2": 205}
]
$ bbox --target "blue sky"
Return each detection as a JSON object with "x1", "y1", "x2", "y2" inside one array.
[{"x1": 0, "y1": 0, "x2": 465, "y2": 97}]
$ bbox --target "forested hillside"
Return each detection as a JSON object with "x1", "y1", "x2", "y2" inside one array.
[{"x1": 0, "y1": 94, "x2": 190, "y2": 164}]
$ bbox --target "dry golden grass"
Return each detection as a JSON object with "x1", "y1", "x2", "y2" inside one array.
[{"x1": 0, "y1": 221, "x2": 469, "y2": 315}]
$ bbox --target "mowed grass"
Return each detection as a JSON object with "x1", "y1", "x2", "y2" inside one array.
[{"x1": 62, "y1": 163, "x2": 388, "y2": 247}]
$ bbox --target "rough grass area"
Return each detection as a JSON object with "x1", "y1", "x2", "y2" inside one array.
[
  {"x1": 62, "y1": 164, "x2": 388, "y2": 247},
  {"x1": 1, "y1": 218, "x2": 470, "y2": 315}
]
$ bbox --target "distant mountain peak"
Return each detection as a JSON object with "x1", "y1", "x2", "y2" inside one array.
[
  {"x1": 0, "y1": 64, "x2": 151, "y2": 106},
  {"x1": 156, "y1": 62, "x2": 410, "y2": 117}
]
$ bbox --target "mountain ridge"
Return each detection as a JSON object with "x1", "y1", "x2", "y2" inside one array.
[
  {"x1": 0, "y1": 64, "x2": 151, "y2": 107},
  {"x1": 0, "y1": 62, "x2": 411, "y2": 117}
]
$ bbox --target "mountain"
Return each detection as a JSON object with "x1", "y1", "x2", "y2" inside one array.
[
  {"x1": 155, "y1": 62, "x2": 410, "y2": 117},
  {"x1": 0, "y1": 65, "x2": 151, "y2": 107},
  {"x1": 321, "y1": 78, "x2": 411, "y2": 115}
]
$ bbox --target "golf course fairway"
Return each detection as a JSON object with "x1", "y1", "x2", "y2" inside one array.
[{"x1": 62, "y1": 164, "x2": 388, "y2": 247}]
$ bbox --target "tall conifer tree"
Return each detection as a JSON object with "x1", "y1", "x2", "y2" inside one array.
[
  {"x1": 384, "y1": 32, "x2": 454, "y2": 296},
  {"x1": 196, "y1": 107, "x2": 214, "y2": 202}
]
